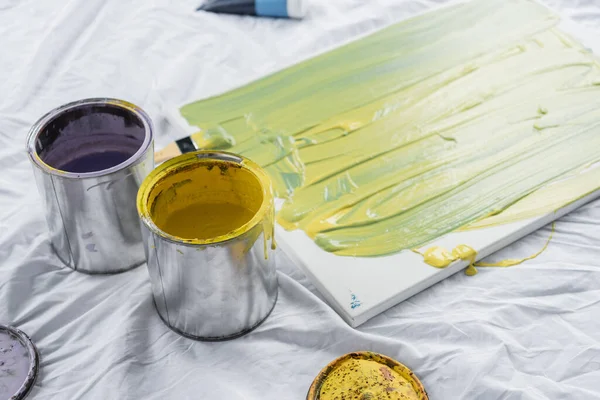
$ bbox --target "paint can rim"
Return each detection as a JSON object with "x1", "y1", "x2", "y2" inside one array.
[
  {"x1": 306, "y1": 351, "x2": 428, "y2": 400},
  {"x1": 0, "y1": 325, "x2": 40, "y2": 400},
  {"x1": 26, "y1": 98, "x2": 154, "y2": 179},
  {"x1": 137, "y1": 150, "x2": 274, "y2": 246}
]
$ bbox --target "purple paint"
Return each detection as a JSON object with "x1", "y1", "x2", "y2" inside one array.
[
  {"x1": 0, "y1": 326, "x2": 38, "y2": 400},
  {"x1": 35, "y1": 104, "x2": 146, "y2": 173},
  {"x1": 55, "y1": 148, "x2": 134, "y2": 173}
]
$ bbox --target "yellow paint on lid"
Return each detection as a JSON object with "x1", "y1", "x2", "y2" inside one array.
[{"x1": 307, "y1": 352, "x2": 427, "y2": 400}]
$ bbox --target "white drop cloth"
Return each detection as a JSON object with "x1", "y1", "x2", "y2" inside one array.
[{"x1": 1, "y1": 0, "x2": 600, "y2": 398}]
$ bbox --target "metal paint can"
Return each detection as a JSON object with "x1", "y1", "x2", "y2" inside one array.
[
  {"x1": 26, "y1": 98, "x2": 154, "y2": 274},
  {"x1": 137, "y1": 150, "x2": 278, "y2": 340},
  {"x1": 0, "y1": 325, "x2": 39, "y2": 400},
  {"x1": 307, "y1": 352, "x2": 428, "y2": 400}
]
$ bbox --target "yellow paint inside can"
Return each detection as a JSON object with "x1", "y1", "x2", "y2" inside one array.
[
  {"x1": 149, "y1": 164, "x2": 262, "y2": 240},
  {"x1": 160, "y1": 203, "x2": 255, "y2": 240},
  {"x1": 137, "y1": 151, "x2": 274, "y2": 246}
]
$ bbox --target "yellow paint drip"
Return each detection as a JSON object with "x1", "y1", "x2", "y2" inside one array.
[
  {"x1": 475, "y1": 222, "x2": 555, "y2": 268},
  {"x1": 414, "y1": 244, "x2": 477, "y2": 274},
  {"x1": 319, "y1": 359, "x2": 420, "y2": 400},
  {"x1": 180, "y1": 0, "x2": 600, "y2": 257},
  {"x1": 415, "y1": 223, "x2": 555, "y2": 274},
  {"x1": 421, "y1": 247, "x2": 454, "y2": 268},
  {"x1": 137, "y1": 151, "x2": 275, "y2": 252}
]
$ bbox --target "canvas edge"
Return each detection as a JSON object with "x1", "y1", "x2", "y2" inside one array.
[{"x1": 280, "y1": 189, "x2": 600, "y2": 328}]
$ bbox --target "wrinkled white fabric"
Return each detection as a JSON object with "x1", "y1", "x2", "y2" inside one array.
[{"x1": 1, "y1": 0, "x2": 600, "y2": 399}]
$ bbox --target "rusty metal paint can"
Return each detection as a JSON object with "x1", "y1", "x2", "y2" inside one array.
[
  {"x1": 307, "y1": 351, "x2": 428, "y2": 400},
  {"x1": 137, "y1": 150, "x2": 278, "y2": 340},
  {"x1": 26, "y1": 98, "x2": 154, "y2": 274},
  {"x1": 0, "y1": 325, "x2": 39, "y2": 400}
]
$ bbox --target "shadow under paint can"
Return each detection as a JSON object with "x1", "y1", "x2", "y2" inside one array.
[
  {"x1": 26, "y1": 98, "x2": 154, "y2": 274},
  {"x1": 137, "y1": 151, "x2": 278, "y2": 340}
]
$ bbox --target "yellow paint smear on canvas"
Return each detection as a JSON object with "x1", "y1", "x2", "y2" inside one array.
[
  {"x1": 465, "y1": 166, "x2": 600, "y2": 230},
  {"x1": 179, "y1": 0, "x2": 600, "y2": 257}
]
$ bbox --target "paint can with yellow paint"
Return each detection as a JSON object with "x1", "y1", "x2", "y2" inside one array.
[
  {"x1": 307, "y1": 352, "x2": 428, "y2": 400},
  {"x1": 137, "y1": 150, "x2": 278, "y2": 340}
]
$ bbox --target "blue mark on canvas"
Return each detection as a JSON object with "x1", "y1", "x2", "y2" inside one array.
[{"x1": 350, "y1": 293, "x2": 362, "y2": 309}]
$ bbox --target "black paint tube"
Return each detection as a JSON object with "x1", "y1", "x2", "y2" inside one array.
[{"x1": 198, "y1": 0, "x2": 305, "y2": 19}]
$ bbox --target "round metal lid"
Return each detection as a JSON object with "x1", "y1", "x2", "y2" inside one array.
[
  {"x1": 0, "y1": 325, "x2": 39, "y2": 400},
  {"x1": 307, "y1": 351, "x2": 428, "y2": 400}
]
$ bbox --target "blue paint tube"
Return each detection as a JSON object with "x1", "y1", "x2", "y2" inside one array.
[{"x1": 198, "y1": 0, "x2": 305, "y2": 19}]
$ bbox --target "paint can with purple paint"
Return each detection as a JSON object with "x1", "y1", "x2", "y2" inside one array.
[{"x1": 26, "y1": 98, "x2": 154, "y2": 274}]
